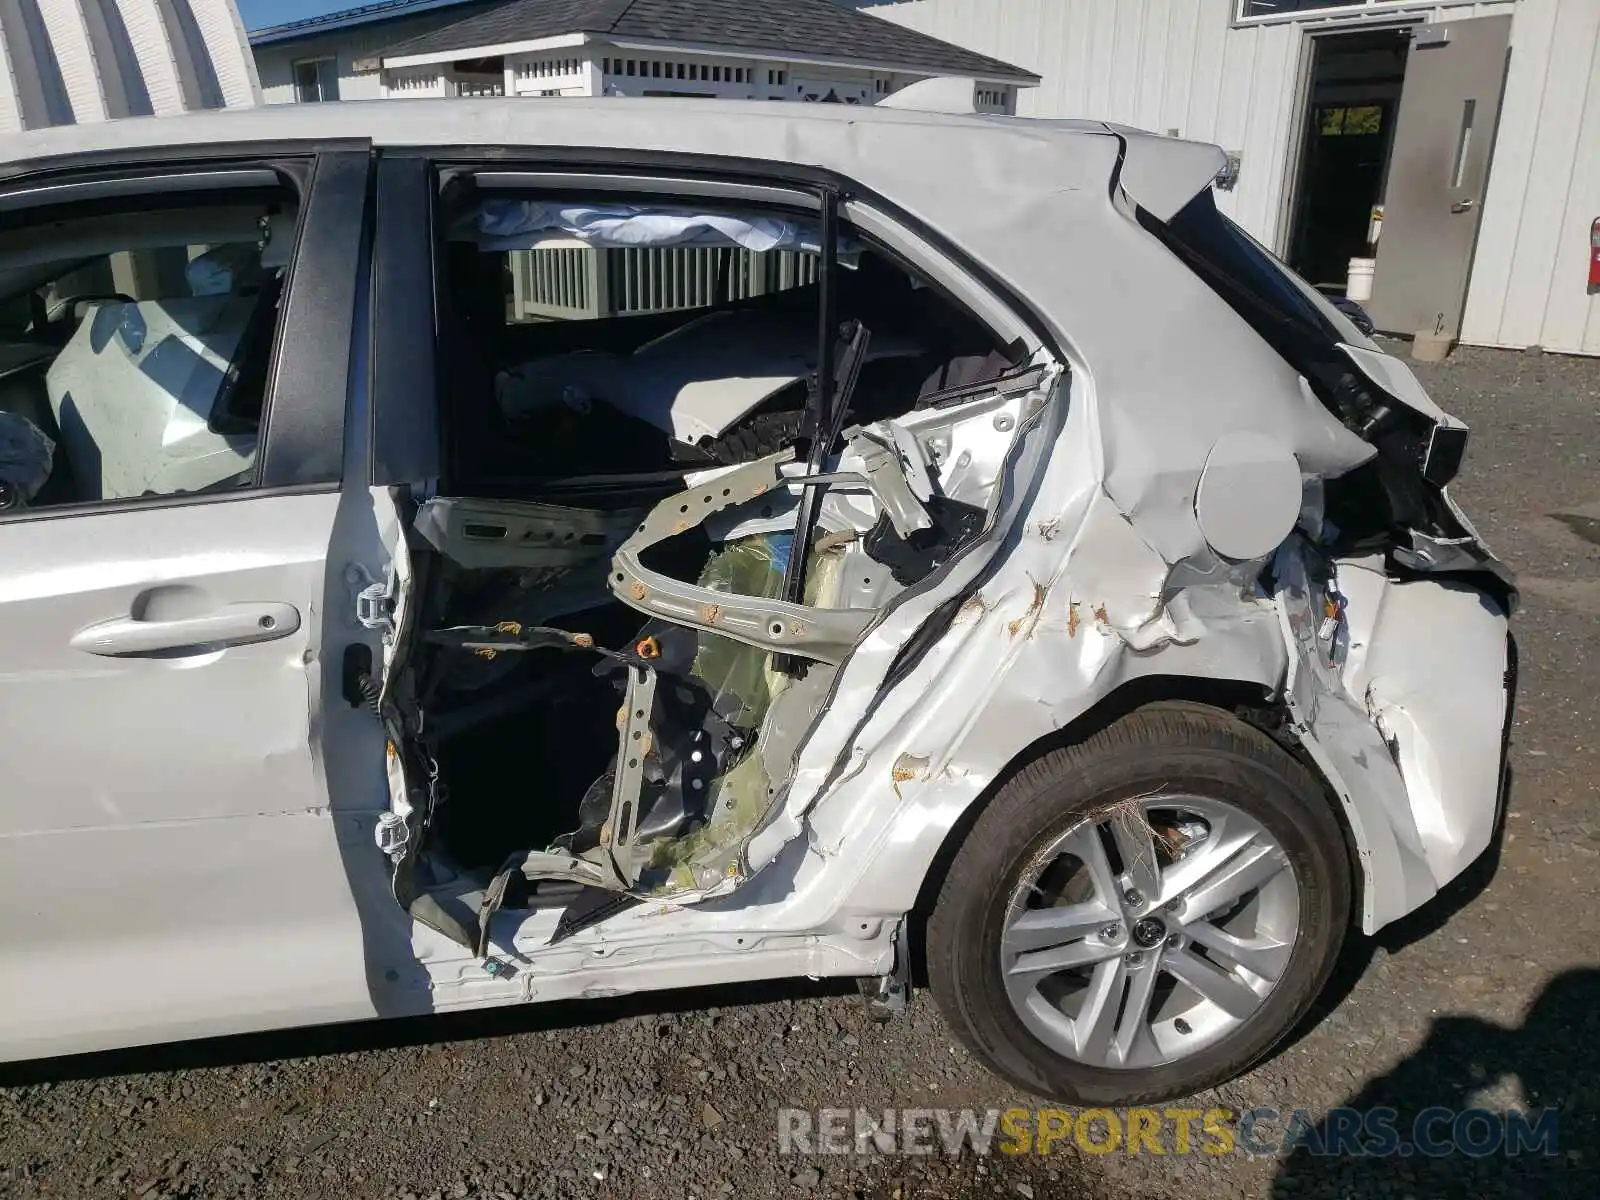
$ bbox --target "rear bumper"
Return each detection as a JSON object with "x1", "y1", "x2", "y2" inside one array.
[
  {"x1": 1275, "y1": 544, "x2": 1513, "y2": 932},
  {"x1": 1341, "y1": 569, "x2": 1512, "y2": 892}
]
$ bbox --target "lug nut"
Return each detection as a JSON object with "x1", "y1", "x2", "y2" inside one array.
[
  {"x1": 1174, "y1": 1017, "x2": 1192, "y2": 1035},
  {"x1": 1123, "y1": 952, "x2": 1143, "y2": 966},
  {"x1": 1165, "y1": 932, "x2": 1182, "y2": 949},
  {"x1": 1123, "y1": 888, "x2": 1144, "y2": 908},
  {"x1": 1100, "y1": 923, "x2": 1124, "y2": 941},
  {"x1": 1165, "y1": 898, "x2": 1184, "y2": 914}
]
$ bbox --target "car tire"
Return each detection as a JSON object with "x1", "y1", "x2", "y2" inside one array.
[{"x1": 925, "y1": 702, "x2": 1351, "y2": 1105}]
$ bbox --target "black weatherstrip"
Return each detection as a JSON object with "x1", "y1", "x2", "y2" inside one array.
[{"x1": 259, "y1": 149, "x2": 371, "y2": 488}]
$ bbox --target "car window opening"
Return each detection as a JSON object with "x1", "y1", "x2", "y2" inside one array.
[
  {"x1": 388, "y1": 180, "x2": 1044, "y2": 944},
  {"x1": 0, "y1": 185, "x2": 300, "y2": 512}
]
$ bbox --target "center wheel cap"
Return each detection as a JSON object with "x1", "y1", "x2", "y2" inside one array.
[{"x1": 1131, "y1": 916, "x2": 1167, "y2": 948}]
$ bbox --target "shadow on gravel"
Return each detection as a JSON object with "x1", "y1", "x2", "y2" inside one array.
[
  {"x1": 0, "y1": 978, "x2": 856, "y2": 1088},
  {"x1": 1289, "y1": 758, "x2": 1510, "y2": 1047},
  {"x1": 1270, "y1": 967, "x2": 1600, "y2": 1197}
]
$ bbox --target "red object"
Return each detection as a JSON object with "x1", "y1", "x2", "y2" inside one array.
[{"x1": 1591, "y1": 217, "x2": 1600, "y2": 293}]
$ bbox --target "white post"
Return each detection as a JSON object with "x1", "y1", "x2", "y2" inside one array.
[{"x1": 580, "y1": 50, "x2": 602, "y2": 97}]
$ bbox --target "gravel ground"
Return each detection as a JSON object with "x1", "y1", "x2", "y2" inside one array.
[{"x1": 2, "y1": 343, "x2": 1597, "y2": 1200}]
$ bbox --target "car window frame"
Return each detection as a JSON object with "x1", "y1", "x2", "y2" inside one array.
[
  {"x1": 0, "y1": 143, "x2": 371, "y2": 524},
  {"x1": 370, "y1": 146, "x2": 1054, "y2": 500}
]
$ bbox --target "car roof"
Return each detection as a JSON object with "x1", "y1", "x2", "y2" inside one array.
[
  {"x1": 2, "y1": 95, "x2": 1106, "y2": 162},
  {"x1": 1, "y1": 96, "x2": 1223, "y2": 224}
]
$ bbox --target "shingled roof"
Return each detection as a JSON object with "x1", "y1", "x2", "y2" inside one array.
[{"x1": 379, "y1": 0, "x2": 1039, "y2": 83}]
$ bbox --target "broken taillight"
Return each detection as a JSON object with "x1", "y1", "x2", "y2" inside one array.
[{"x1": 1590, "y1": 217, "x2": 1600, "y2": 294}]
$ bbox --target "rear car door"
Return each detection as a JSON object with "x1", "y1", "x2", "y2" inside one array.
[{"x1": 0, "y1": 146, "x2": 400, "y2": 1059}]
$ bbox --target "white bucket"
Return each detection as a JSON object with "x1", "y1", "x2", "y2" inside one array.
[{"x1": 1346, "y1": 257, "x2": 1376, "y2": 303}]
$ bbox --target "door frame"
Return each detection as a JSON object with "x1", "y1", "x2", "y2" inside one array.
[
  {"x1": 1272, "y1": 15, "x2": 1428, "y2": 261},
  {"x1": 0, "y1": 140, "x2": 371, "y2": 525}
]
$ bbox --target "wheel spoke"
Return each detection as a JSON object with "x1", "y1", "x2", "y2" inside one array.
[
  {"x1": 1072, "y1": 956, "x2": 1127, "y2": 1062},
  {"x1": 1003, "y1": 900, "x2": 1118, "y2": 956},
  {"x1": 1162, "y1": 946, "x2": 1265, "y2": 1021},
  {"x1": 1184, "y1": 919, "x2": 1293, "y2": 983},
  {"x1": 1157, "y1": 811, "x2": 1248, "y2": 901},
  {"x1": 1174, "y1": 836, "x2": 1289, "y2": 920},
  {"x1": 1004, "y1": 934, "x2": 1122, "y2": 1000},
  {"x1": 1108, "y1": 806, "x2": 1160, "y2": 902},
  {"x1": 1059, "y1": 821, "x2": 1119, "y2": 903},
  {"x1": 1107, "y1": 954, "x2": 1162, "y2": 1065}
]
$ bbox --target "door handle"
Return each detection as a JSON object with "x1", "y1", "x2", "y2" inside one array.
[
  {"x1": 1450, "y1": 198, "x2": 1477, "y2": 213},
  {"x1": 70, "y1": 602, "x2": 301, "y2": 657}
]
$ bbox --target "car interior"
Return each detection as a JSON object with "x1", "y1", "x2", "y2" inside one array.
[
  {"x1": 0, "y1": 191, "x2": 298, "y2": 511},
  {"x1": 393, "y1": 184, "x2": 1046, "y2": 938}
]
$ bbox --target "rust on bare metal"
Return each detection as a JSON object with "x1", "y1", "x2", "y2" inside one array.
[
  {"x1": 1008, "y1": 578, "x2": 1048, "y2": 638},
  {"x1": 890, "y1": 753, "x2": 930, "y2": 800}
]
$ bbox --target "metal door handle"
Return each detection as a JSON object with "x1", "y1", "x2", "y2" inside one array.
[
  {"x1": 1450, "y1": 198, "x2": 1477, "y2": 213},
  {"x1": 70, "y1": 602, "x2": 301, "y2": 657}
]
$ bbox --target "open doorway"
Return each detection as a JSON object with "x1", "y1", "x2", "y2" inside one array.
[{"x1": 1285, "y1": 28, "x2": 1410, "y2": 292}]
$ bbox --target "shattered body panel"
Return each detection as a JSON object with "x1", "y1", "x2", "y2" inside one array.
[
  {"x1": 307, "y1": 101, "x2": 1514, "y2": 997},
  {"x1": 0, "y1": 97, "x2": 1520, "y2": 1072}
]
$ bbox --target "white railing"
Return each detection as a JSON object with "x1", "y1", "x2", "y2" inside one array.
[{"x1": 508, "y1": 245, "x2": 820, "y2": 322}]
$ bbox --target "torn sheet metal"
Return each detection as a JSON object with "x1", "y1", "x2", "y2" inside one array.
[
  {"x1": 1271, "y1": 542, "x2": 1437, "y2": 931},
  {"x1": 375, "y1": 119, "x2": 1515, "y2": 987},
  {"x1": 1335, "y1": 558, "x2": 1511, "y2": 894}
]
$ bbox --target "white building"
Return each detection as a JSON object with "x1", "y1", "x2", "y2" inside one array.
[
  {"x1": 851, "y1": 0, "x2": 1600, "y2": 356},
  {"x1": 0, "y1": 0, "x2": 258, "y2": 133},
  {"x1": 251, "y1": 0, "x2": 1036, "y2": 110},
  {"x1": 252, "y1": 0, "x2": 496, "y2": 103}
]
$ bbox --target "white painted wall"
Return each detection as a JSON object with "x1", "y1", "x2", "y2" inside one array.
[
  {"x1": 0, "y1": 0, "x2": 258, "y2": 132},
  {"x1": 1461, "y1": 0, "x2": 1600, "y2": 354},
  {"x1": 851, "y1": 0, "x2": 1599, "y2": 354}
]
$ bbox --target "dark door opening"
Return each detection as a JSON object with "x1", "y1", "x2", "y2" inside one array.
[{"x1": 1286, "y1": 28, "x2": 1410, "y2": 293}]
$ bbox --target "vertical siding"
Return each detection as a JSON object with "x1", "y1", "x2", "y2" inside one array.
[
  {"x1": 0, "y1": 1, "x2": 256, "y2": 132},
  {"x1": 187, "y1": 0, "x2": 261, "y2": 108},
  {"x1": 853, "y1": 0, "x2": 1596, "y2": 354},
  {"x1": 853, "y1": 0, "x2": 1299, "y2": 242},
  {"x1": 35, "y1": 0, "x2": 108, "y2": 122},
  {"x1": 1461, "y1": 0, "x2": 1600, "y2": 354}
]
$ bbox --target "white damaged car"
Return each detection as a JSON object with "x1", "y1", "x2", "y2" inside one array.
[{"x1": 0, "y1": 91, "x2": 1514, "y2": 1104}]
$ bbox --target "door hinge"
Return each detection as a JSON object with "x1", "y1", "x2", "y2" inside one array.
[{"x1": 348, "y1": 562, "x2": 398, "y2": 638}]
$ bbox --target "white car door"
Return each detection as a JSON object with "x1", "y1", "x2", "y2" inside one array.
[{"x1": 0, "y1": 147, "x2": 413, "y2": 1060}]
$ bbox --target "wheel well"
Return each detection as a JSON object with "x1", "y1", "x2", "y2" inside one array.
[{"x1": 905, "y1": 673, "x2": 1362, "y2": 981}]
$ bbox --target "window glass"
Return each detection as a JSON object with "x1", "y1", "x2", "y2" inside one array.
[
  {"x1": 1317, "y1": 104, "x2": 1384, "y2": 135},
  {"x1": 1139, "y1": 190, "x2": 1369, "y2": 416},
  {"x1": 0, "y1": 192, "x2": 298, "y2": 511},
  {"x1": 293, "y1": 58, "x2": 339, "y2": 102},
  {"x1": 1241, "y1": 0, "x2": 1409, "y2": 15}
]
